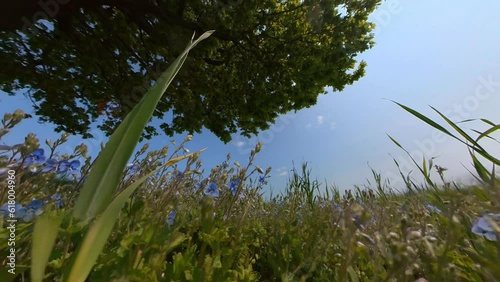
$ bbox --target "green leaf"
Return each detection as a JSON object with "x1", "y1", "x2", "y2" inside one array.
[
  {"x1": 31, "y1": 212, "x2": 63, "y2": 282},
  {"x1": 72, "y1": 31, "x2": 214, "y2": 221}
]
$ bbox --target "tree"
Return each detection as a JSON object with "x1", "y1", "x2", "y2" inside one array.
[{"x1": 0, "y1": 0, "x2": 381, "y2": 142}]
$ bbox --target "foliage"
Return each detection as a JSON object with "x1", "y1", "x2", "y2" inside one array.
[{"x1": 0, "y1": 0, "x2": 380, "y2": 142}]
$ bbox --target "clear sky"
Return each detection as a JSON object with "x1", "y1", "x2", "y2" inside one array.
[{"x1": 1, "y1": 0, "x2": 500, "y2": 196}]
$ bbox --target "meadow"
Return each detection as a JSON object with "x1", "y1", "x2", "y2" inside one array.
[{"x1": 0, "y1": 32, "x2": 499, "y2": 282}]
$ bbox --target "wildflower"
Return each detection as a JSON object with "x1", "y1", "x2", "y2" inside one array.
[
  {"x1": 0, "y1": 203, "x2": 26, "y2": 219},
  {"x1": 42, "y1": 158, "x2": 61, "y2": 173},
  {"x1": 176, "y1": 171, "x2": 184, "y2": 180},
  {"x1": 167, "y1": 210, "x2": 176, "y2": 226},
  {"x1": 23, "y1": 199, "x2": 44, "y2": 221},
  {"x1": 24, "y1": 148, "x2": 46, "y2": 166},
  {"x1": 204, "y1": 181, "x2": 219, "y2": 198},
  {"x1": 258, "y1": 175, "x2": 266, "y2": 184},
  {"x1": 472, "y1": 213, "x2": 500, "y2": 241},
  {"x1": 59, "y1": 160, "x2": 80, "y2": 175},
  {"x1": 126, "y1": 163, "x2": 139, "y2": 171},
  {"x1": 51, "y1": 193, "x2": 64, "y2": 208},
  {"x1": 228, "y1": 179, "x2": 240, "y2": 195},
  {"x1": 425, "y1": 203, "x2": 442, "y2": 214},
  {"x1": 26, "y1": 199, "x2": 43, "y2": 211},
  {"x1": 1, "y1": 199, "x2": 44, "y2": 221}
]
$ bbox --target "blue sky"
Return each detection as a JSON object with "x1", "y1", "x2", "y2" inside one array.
[{"x1": 1, "y1": 0, "x2": 500, "y2": 196}]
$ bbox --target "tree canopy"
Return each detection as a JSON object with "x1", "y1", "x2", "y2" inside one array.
[{"x1": 0, "y1": 0, "x2": 381, "y2": 142}]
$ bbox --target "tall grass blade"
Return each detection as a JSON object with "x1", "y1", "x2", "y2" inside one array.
[
  {"x1": 31, "y1": 213, "x2": 63, "y2": 282},
  {"x1": 469, "y1": 149, "x2": 492, "y2": 183},
  {"x1": 475, "y1": 124, "x2": 500, "y2": 143},
  {"x1": 387, "y1": 135, "x2": 434, "y2": 187},
  {"x1": 391, "y1": 101, "x2": 460, "y2": 142},
  {"x1": 73, "y1": 31, "x2": 214, "y2": 221},
  {"x1": 429, "y1": 106, "x2": 485, "y2": 151}
]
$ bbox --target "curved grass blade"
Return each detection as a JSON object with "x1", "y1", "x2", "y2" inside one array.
[
  {"x1": 31, "y1": 212, "x2": 63, "y2": 282},
  {"x1": 475, "y1": 124, "x2": 500, "y2": 143},
  {"x1": 469, "y1": 149, "x2": 492, "y2": 183},
  {"x1": 391, "y1": 101, "x2": 460, "y2": 143},
  {"x1": 73, "y1": 31, "x2": 214, "y2": 221},
  {"x1": 429, "y1": 106, "x2": 487, "y2": 152},
  {"x1": 481, "y1": 118, "x2": 496, "y2": 127}
]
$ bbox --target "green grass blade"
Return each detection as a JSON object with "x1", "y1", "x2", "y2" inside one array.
[
  {"x1": 471, "y1": 129, "x2": 500, "y2": 144},
  {"x1": 469, "y1": 149, "x2": 492, "y2": 183},
  {"x1": 456, "y1": 118, "x2": 477, "y2": 124},
  {"x1": 63, "y1": 170, "x2": 156, "y2": 282},
  {"x1": 429, "y1": 106, "x2": 485, "y2": 151},
  {"x1": 480, "y1": 118, "x2": 496, "y2": 127},
  {"x1": 476, "y1": 124, "x2": 500, "y2": 143},
  {"x1": 73, "y1": 31, "x2": 214, "y2": 221},
  {"x1": 387, "y1": 135, "x2": 434, "y2": 187},
  {"x1": 391, "y1": 101, "x2": 461, "y2": 142},
  {"x1": 31, "y1": 212, "x2": 63, "y2": 282},
  {"x1": 347, "y1": 266, "x2": 360, "y2": 282},
  {"x1": 462, "y1": 164, "x2": 486, "y2": 184},
  {"x1": 466, "y1": 144, "x2": 500, "y2": 166}
]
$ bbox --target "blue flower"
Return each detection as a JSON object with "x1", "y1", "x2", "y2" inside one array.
[
  {"x1": 126, "y1": 163, "x2": 139, "y2": 174},
  {"x1": 472, "y1": 213, "x2": 500, "y2": 241},
  {"x1": 167, "y1": 210, "x2": 176, "y2": 226},
  {"x1": 228, "y1": 179, "x2": 240, "y2": 195},
  {"x1": 0, "y1": 203, "x2": 26, "y2": 219},
  {"x1": 22, "y1": 199, "x2": 44, "y2": 221},
  {"x1": 258, "y1": 176, "x2": 266, "y2": 184},
  {"x1": 59, "y1": 160, "x2": 80, "y2": 175},
  {"x1": 425, "y1": 203, "x2": 442, "y2": 214},
  {"x1": 42, "y1": 158, "x2": 60, "y2": 173},
  {"x1": 51, "y1": 193, "x2": 64, "y2": 208},
  {"x1": 24, "y1": 148, "x2": 46, "y2": 166},
  {"x1": 176, "y1": 171, "x2": 184, "y2": 180},
  {"x1": 26, "y1": 199, "x2": 43, "y2": 211},
  {"x1": 204, "y1": 181, "x2": 219, "y2": 198},
  {"x1": 0, "y1": 199, "x2": 43, "y2": 222}
]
